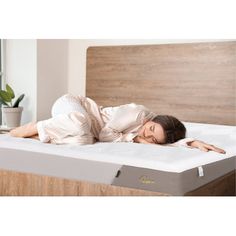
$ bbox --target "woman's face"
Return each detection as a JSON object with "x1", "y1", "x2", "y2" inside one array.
[{"x1": 138, "y1": 121, "x2": 166, "y2": 144}]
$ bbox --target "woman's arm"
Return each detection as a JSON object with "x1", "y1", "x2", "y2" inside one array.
[
  {"x1": 134, "y1": 136, "x2": 226, "y2": 154},
  {"x1": 186, "y1": 140, "x2": 226, "y2": 154},
  {"x1": 165, "y1": 137, "x2": 226, "y2": 154}
]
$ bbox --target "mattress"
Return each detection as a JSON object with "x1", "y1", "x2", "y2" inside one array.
[{"x1": 0, "y1": 122, "x2": 235, "y2": 195}]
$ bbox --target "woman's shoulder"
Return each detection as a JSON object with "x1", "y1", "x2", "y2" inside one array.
[
  {"x1": 119, "y1": 102, "x2": 149, "y2": 111},
  {"x1": 117, "y1": 103, "x2": 156, "y2": 122}
]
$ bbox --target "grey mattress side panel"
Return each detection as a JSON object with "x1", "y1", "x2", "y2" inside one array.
[
  {"x1": 112, "y1": 156, "x2": 235, "y2": 195},
  {"x1": 112, "y1": 166, "x2": 182, "y2": 195},
  {"x1": 180, "y1": 156, "x2": 235, "y2": 194},
  {"x1": 0, "y1": 148, "x2": 121, "y2": 185}
]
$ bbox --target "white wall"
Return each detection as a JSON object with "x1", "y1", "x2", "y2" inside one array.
[
  {"x1": 4, "y1": 39, "x2": 69, "y2": 124},
  {"x1": 37, "y1": 40, "x2": 68, "y2": 120},
  {"x1": 4, "y1": 39, "x2": 37, "y2": 124},
  {"x1": 68, "y1": 39, "x2": 231, "y2": 96}
]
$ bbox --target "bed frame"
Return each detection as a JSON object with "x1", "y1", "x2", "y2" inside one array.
[
  {"x1": 0, "y1": 169, "x2": 234, "y2": 196},
  {"x1": 1, "y1": 41, "x2": 236, "y2": 196}
]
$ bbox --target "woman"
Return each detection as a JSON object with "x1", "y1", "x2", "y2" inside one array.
[{"x1": 10, "y1": 94, "x2": 226, "y2": 154}]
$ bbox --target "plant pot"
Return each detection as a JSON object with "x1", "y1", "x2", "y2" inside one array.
[{"x1": 2, "y1": 106, "x2": 23, "y2": 128}]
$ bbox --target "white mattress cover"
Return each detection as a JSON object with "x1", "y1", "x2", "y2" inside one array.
[{"x1": 0, "y1": 122, "x2": 235, "y2": 173}]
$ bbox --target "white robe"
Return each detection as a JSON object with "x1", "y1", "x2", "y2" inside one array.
[{"x1": 37, "y1": 94, "x2": 194, "y2": 146}]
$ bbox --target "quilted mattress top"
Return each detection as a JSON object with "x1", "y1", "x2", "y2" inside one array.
[{"x1": 0, "y1": 122, "x2": 235, "y2": 172}]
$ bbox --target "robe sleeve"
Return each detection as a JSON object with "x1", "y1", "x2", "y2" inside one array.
[
  {"x1": 99, "y1": 104, "x2": 156, "y2": 143},
  {"x1": 36, "y1": 112, "x2": 92, "y2": 144}
]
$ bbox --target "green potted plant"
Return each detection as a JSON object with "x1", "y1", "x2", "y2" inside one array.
[{"x1": 0, "y1": 84, "x2": 25, "y2": 128}]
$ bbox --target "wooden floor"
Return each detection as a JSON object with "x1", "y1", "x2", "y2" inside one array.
[{"x1": 0, "y1": 169, "x2": 235, "y2": 196}]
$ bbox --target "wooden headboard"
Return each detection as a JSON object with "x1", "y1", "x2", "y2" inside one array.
[{"x1": 86, "y1": 41, "x2": 236, "y2": 125}]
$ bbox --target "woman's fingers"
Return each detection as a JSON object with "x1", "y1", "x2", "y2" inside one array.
[
  {"x1": 192, "y1": 140, "x2": 226, "y2": 154},
  {"x1": 204, "y1": 144, "x2": 226, "y2": 154}
]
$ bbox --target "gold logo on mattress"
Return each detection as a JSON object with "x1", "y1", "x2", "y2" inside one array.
[{"x1": 139, "y1": 176, "x2": 155, "y2": 184}]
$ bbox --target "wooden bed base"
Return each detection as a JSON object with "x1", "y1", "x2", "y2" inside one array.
[
  {"x1": 185, "y1": 171, "x2": 235, "y2": 196},
  {"x1": 0, "y1": 169, "x2": 234, "y2": 196}
]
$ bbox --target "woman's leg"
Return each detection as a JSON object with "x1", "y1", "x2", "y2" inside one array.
[
  {"x1": 51, "y1": 94, "x2": 88, "y2": 118},
  {"x1": 10, "y1": 94, "x2": 94, "y2": 143},
  {"x1": 49, "y1": 94, "x2": 95, "y2": 144},
  {"x1": 10, "y1": 94, "x2": 86, "y2": 139},
  {"x1": 10, "y1": 122, "x2": 38, "y2": 138}
]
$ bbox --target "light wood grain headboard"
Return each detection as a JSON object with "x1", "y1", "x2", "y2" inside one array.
[{"x1": 86, "y1": 41, "x2": 236, "y2": 125}]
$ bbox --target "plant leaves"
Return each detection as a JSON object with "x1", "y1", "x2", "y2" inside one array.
[
  {"x1": 6, "y1": 84, "x2": 15, "y2": 99},
  {"x1": 0, "y1": 90, "x2": 12, "y2": 103},
  {"x1": 0, "y1": 97, "x2": 10, "y2": 107},
  {"x1": 13, "y1": 94, "x2": 25, "y2": 108}
]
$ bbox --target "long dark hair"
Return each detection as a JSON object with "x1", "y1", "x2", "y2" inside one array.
[{"x1": 152, "y1": 115, "x2": 186, "y2": 144}]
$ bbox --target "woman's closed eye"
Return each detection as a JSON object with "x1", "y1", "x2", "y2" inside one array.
[{"x1": 150, "y1": 125, "x2": 155, "y2": 132}]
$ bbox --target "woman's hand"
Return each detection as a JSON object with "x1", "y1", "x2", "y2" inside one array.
[
  {"x1": 187, "y1": 140, "x2": 226, "y2": 154},
  {"x1": 133, "y1": 136, "x2": 153, "y2": 144}
]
